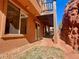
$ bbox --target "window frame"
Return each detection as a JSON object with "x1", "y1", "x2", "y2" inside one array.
[{"x1": 2, "y1": 0, "x2": 28, "y2": 38}]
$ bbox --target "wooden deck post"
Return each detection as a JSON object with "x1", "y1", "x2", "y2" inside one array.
[{"x1": 53, "y1": 0, "x2": 57, "y2": 43}]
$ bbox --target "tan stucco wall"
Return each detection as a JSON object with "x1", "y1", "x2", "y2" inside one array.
[
  {"x1": 0, "y1": 0, "x2": 8, "y2": 36},
  {"x1": 0, "y1": 0, "x2": 29, "y2": 53},
  {"x1": 0, "y1": 0, "x2": 3, "y2": 11},
  {"x1": 0, "y1": 0, "x2": 4, "y2": 35},
  {"x1": 0, "y1": 0, "x2": 45, "y2": 53},
  {"x1": 27, "y1": 17, "x2": 36, "y2": 43},
  {"x1": 0, "y1": 37, "x2": 29, "y2": 53}
]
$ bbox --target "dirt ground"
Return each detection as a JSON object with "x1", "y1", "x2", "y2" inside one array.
[{"x1": 0, "y1": 38, "x2": 79, "y2": 59}]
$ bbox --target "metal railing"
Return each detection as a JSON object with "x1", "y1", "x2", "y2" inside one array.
[
  {"x1": 36, "y1": 0, "x2": 53, "y2": 13},
  {"x1": 42, "y1": 1, "x2": 53, "y2": 12}
]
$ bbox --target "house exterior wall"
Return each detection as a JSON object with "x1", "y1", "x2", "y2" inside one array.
[
  {"x1": 0, "y1": 0, "x2": 2, "y2": 35},
  {"x1": 0, "y1": 0, "x2": 45, "y2": 53},
  {"x1": 0, "y1": 0, "x2": 3, "y2": 12},
  {"x1": 27, "y1": 17, "x2": 36, "y2": 43},
  {"x1": 0, "y1": 0, "x2": 6, "y2": 36}
]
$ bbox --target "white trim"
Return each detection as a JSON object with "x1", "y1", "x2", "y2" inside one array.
[{"x1": 19, "y1": 11, "x2": 21, "y2": 34}]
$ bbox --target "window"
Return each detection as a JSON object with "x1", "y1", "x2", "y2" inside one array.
[
  {"x1": 5, "y1": 1, "x2": 28, "y2": 34},
  {"x1": 20, "y1": 13, "x2": 27, "y2": 34}
]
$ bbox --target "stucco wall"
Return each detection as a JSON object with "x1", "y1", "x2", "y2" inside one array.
[
  {"x1": 0, "y1": 37, "x2": 29, "y2": 53},
  {"x1": 27, "y1": 17, "x2": 36, "y2": 43},
  {"x1": 0, "y1": 0, "x2": 4, "y2": 35},
  {"x1": 0, "y1": 0, "x2": 45, "y2": 53},
  {"x1": 0, "y1": 0, "x2": 29, "y2": 53}
]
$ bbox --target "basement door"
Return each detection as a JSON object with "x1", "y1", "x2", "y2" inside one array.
[{"x1": 35, "y1": 23, "x2": 41, "y2": 40}]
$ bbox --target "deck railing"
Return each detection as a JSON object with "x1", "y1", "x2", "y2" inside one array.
[{"x1": 36, "y1": 0, "x2": 53, "y2": 13}]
